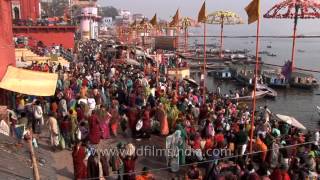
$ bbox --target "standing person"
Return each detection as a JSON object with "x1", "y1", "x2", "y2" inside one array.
[
  {"x1": 47, "y1": 113, "x2": 59, "y2": 151},
  {"x1": 72, "y1": 141, "x2": 87, "y2": 180},
  {"x1": 141, "y1": 104, "x2": 151, "y2": 138},
  {"x1": 69, "y1": 109, "x2": 78, "y2": 146},
  {"x1": 155, "y1": 103, "x2": 169, "y2": 136},
  {"x1": 87, "y1": 150, "x2": 109, "y2": 180},
  {"x1": 60, "y1": 116, "x2": 72, "y2": 149},
  {"x1": 110, "y1": 102, "x2": 121, "y2": 136},
  {"x1": 121, "y1": 146, "x2": 138, "y2": 180},
  {"x1": 32, "y1": 100, "x2": 43, "y2": 141},
  {"x1": 235, "y1": 124, "x2": 248, "y2": 156},
  {"x1": 99, "y1": 107, "x2": 111, "y2": 139},
  {"x1": 88, "y1": 110, "x2": 101, "y2": 145}
]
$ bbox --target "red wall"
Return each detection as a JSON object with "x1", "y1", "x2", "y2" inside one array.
[
  {"x1": 0, "y1": 0, "x2": 16, "y2": 80},
  {"x1": 13, "y1": 26, "x2": 76, "y2": 49},
  {"x1": 19, "y1": 0, "x2": 39, "y2": 20}
]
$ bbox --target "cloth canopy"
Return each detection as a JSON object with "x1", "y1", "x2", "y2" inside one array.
[
  {"x1": 0, "y1": 66, "x2": 58, "y2": 96},
  {"x1": 275, "y1": 114, "x2": 306, "y2": 130}
]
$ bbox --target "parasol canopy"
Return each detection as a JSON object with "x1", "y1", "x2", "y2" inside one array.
[
  {"x1": 180, "y1": 17, "x2": 199, "y2": 29},
  {"x1": 206, "y1": 10, "x2": 243, "y2": 57},
  {"x1": 206, "y1": 10, "x2": 244, "y2": 25},
  {"x1": 125, "y1": 58, "x2": 140, "y2": 66},
  {"x1": 264, "y1": 0, "x2": 320, "y2": 71},
  {"x1": 264, "y1": 0, "x2": 320, "y2": 19},
  {"x1": 275, "y1": 114, "x2": 306, "y2": 130}
]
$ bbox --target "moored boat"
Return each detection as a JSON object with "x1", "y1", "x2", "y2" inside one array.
[
  {"x1": 230, "y1": 90, "x2": 269, "y2": 101},
  {"x1": 256, "y1": 83, "x2": 277, "y2": 98},
  {"x1": 290, "y1": 71, "x2": 319, "y2": 89}
]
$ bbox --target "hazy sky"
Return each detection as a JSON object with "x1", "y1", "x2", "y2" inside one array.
[{"x1": 98, "y1": 0, "x2": 320, "y2": 36}]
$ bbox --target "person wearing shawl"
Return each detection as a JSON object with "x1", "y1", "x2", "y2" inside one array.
[
  {"x1": 176, "y1": 124, "x2": 187, "y2": 165},
  {"x1": 72, "y1": 141, "x2": 87, "y2": 180},
  {"x1": 88, "y1": 110, "x2": 101, "y2": 144}
]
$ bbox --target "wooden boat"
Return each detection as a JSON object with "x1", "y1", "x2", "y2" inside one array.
[
  {"x1": 256, "y1": 84, "x2": 277, "y2": 98},
  {"x1": 290, "y1": 71, "x2": 319, "y2": 89},
  {"x1": 230, "y1": 90, "x2": 269, "y2": 101}
]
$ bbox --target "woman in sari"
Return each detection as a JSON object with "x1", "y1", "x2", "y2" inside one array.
[
  {"x1": 88, "y1": 110, "x2": 101, "y2": 145},
  {"x1": 72, "y1": 141, "x2": 87, "y2": 180},
  {"x1": 110, "y1": 102, "x2": 121, "y2": 136},
  {"x1": 99, "y1": 107, "x2": 110, "y2": 139},
  {"x1": 155, "y1": 104, "x2": 169, "y2": 136}
]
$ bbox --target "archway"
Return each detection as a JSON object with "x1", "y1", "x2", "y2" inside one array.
[{"x1": 13, "y1": 7, "x2": 20, "y2": 19}]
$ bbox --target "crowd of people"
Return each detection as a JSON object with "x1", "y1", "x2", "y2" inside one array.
[{"x1": 5, "y1": 39, "x2": 320, "y2": 180}]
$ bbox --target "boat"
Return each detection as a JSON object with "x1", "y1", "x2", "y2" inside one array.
[
  {"x1": 267, "y1": 45, "x2": 272, "y2": 48},
  {"x1": 230, "y1": 90, "x2": 269, "y2": 101},
  {"x1": 297, "y1": 49, "x2": 305, "y2": 53},
  {"x1": 317, "y1": 106, "x2": 320, "y2": 116},
  {"x1": 267, "y1": 53, "x2": 277, "y2": 57},
  {"x1": 262, "y1": 71, "x2": 290, "y2": 88},
  {"x1": 256, "y1": 83, "x2": 277, "y2": 98},
  {"x1": 290, "y1": 71, "x2": 319, "y2": 89}
]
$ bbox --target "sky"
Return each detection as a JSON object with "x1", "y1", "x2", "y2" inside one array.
[{"x1": 98, "y1": 0, "x2": 320, "y2": 36}]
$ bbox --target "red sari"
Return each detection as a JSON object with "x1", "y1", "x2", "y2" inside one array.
[
  {"x1": 72, "y1": 145, "x2": 87, "y2": 180},
  {"x1": 89, "y1": 114, "x2": 101, "y2": 144}
]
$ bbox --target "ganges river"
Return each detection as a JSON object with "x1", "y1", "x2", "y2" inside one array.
[{"x1": 189, "y1": 37, "x2": 320, "y2": 130}]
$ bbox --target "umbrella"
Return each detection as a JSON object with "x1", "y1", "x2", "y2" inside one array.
[
  {"x1": 206, "y1": 10, "x2": 243, "y2": 58},
  {"x1": 275, "y1": 114, "x2": 306, "y2": 130},
  {"x1": 183, "y1": 78, "x2": 199, "y2": 87},
  {"x1": 180, "y1": 17, "x2": 200, "y2": 52},
  {"x1": 125, "y1": 58, "x2": 140, "y2": 66},
  {"x1": 264, "y1": 0, "x2": 320, "y2": 72}
]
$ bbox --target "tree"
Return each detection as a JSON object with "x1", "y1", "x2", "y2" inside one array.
[{"x1": 99, "y1": 6, "x2": 119, "y2": 20}]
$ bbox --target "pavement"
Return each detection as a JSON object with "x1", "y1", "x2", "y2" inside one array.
[{"x1": 37, "y1": 129, "x2": 187, "y2": 180}]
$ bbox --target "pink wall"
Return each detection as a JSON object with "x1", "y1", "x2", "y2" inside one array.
[{"x1": 0, "y1": 0, "x2": 16, "y2": 80}]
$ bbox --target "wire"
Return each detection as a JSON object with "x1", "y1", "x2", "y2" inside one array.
[{"x1": 81, "y1": 140, "x2": 316, "y2": 180}]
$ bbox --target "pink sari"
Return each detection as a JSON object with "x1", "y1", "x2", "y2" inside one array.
[{"x1": 100, "y1": 112, "x2": 111, "y2": 139}]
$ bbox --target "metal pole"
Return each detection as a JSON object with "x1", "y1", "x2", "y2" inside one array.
[{"x1": 291, "y1": 4, "x2": 299, "y2": 72}]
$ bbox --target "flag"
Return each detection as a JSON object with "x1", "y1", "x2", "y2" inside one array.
[
  {"x1": 169, "y1": 9, "x2": 180, "y2": 27},
  {"x1": 245, "y1": 0, "x2": 260, "y2": 24},
  {"x1": 150, "y1": 13, "x2": 158, "y2": 26},
  {"x1": 198, "y1": 1, "x2": 207, "y2": 23}
]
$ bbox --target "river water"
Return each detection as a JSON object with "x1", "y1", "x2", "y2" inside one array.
[{"x1": 187, "y1": 36, "x2": 320, "y2": 130}]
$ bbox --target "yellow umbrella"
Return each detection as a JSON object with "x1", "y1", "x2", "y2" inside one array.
[
  {"x1": 206, "y1": 10, "x2": 243, "y2": 57},
  {"x1": 180, "y1": 17, "x2": 200, "y2": 52}
]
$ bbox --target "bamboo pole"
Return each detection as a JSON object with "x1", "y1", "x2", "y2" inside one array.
[
  {"x1": 202, "y1": 22, "x2": 207, "y2": 105},
  {"x1": 28, "y1": 139, "x2": 40, "y2": 180},
  {"x1": 249, "y1": 12, "x2": 261, "y2": 154}
]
